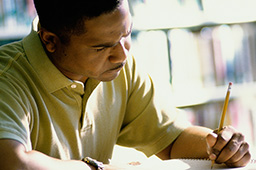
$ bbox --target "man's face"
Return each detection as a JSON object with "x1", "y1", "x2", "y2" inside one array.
[{"x1": 52, "y1": 0, "x2": 132, "y2": 82}]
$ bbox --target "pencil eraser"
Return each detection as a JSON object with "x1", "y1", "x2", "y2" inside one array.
[{"x1": 229, "y1": 82, "x2": 233, "y2": 86}]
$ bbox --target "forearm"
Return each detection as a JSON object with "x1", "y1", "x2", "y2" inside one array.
[
  {"x1": 22, "y1": 150, "x2": 93, "y2": 170},
  {"x1": 0, "y1": 139, "x2": 93, "y2": 170},
  {"x1": 170, "y1": 126, "x2": 212, "y2": 159}
]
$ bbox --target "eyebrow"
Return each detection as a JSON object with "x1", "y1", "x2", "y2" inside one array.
[
  {"x1": 90, "y1": 23, "x2": 133, "y2": 48},
  {"x1": 91, "y1": 42, "x2": 118, "y2": 48}
]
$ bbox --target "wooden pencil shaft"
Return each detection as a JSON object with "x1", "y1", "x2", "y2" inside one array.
[{"x1": 218, "y1": 90, "x2": 231, "y2": 132}]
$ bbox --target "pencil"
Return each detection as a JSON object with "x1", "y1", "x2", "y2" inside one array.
[{"x1": 211, "y1": 82, "x2": 232, "y2": 169}]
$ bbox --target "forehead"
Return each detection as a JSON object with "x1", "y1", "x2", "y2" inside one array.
[{"x1": 74, "y1": 0, "x2": 132, "y2": 46}]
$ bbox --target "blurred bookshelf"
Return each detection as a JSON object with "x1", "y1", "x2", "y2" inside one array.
[
  {"x1": 130, "y1": 0, "x2": 256, "y2": 30},
  {"x1": 0, "y1": 0, "x2": 36, "y2": 44},
  {"x1": 130, "y1": 0, "x2": 256, "y2": 148}
]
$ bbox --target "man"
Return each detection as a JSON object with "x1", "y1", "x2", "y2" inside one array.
[{"x1": 0, "y1": 0, "x2": 251, "y2": 169}]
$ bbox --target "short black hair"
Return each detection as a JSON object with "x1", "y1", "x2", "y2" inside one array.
[{"x1": 33, "y1": 0, "x2": 122, "y2": 43}]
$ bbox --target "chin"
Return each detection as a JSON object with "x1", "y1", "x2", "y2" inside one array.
[
  {"x1": 100, "y1": 75, "x2": 119, "y2": 82},
  {"x1": 98, "y1": 71, "x2": 121, "y2": 82}
]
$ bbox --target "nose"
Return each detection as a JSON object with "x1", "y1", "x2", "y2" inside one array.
[{"x1": 109, "y1": 37, "x2": 130, "y2": 64}]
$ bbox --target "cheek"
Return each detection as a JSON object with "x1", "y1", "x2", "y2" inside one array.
[
  {"x1": 83, "y1": 52, "x2": 110, "y2": 70},
  {"x1": 60, "y1": 43, "x2": 111, "y2": 73}
]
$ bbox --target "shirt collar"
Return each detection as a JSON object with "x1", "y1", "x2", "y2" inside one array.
[{"x1": 22, "y1": 17, "x2": 76, "y2": 93}]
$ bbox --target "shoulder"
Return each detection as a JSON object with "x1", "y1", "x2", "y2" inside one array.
[
  {"x1": 0, "y1": 41, "x2": 24, "y2": 58},
  {"x1": 0, "y1": 40, "x2": 40, "y2": 101},
  {"x1": 0, "y1": 41, "x2": 27, "y2": 71}
]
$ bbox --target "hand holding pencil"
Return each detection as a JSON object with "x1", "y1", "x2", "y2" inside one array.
[
  {"x1": 206, "y1": 82, "x2": 251, "y2": 168},
  {"x1": 211, "y1": 82, "x2": 232, "y2": 168}
]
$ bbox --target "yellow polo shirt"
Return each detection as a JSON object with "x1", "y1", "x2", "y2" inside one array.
[{"x1": 0, "y1": 19, "x2": 191, "y2": 163}]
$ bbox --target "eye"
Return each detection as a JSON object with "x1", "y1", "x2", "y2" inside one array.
[
  {"x1": 94, "y1": 47, "x2": 106, "y2": 52},
  {"x1": 95, "y1": 47, "x2": 106, "y2": 52}
]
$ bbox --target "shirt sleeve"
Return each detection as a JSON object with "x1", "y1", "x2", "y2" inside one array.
[
  {"x1": 116, "y1": 56, "x2": 191, "y2": 157},
  {"x1": 0, "y1": 75, "x2": 32, "y2": 151}
]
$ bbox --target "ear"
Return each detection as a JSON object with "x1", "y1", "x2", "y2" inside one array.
[{"x1": 38, "y1": 28, "x2": 59, "y2": 53}]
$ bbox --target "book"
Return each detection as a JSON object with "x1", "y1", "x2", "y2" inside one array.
[
  {"x1": 168, "y1": 28, "x2": 203, "y2": 95},
  {"x1": 196, "y1": 27, "x2": 216, "y2": 88},
  {"x1": 110, "y1": 158, "x2": 256, "y2": 170},
  {"x1": 0, "y1": 0, "x2": 4, "y2": 27},
  {"x1": 15, "y1": 0, "x2": 27, "y2": 25},
  {"x1": 231, "y1": 24, "x2": 253, "y2": 83},
  {"x1": 243, "y1": 23, "x2": 256, "y2": 82},
  {"x1": 131, "y1": 30, "x2": 171, "y2": 84},
  {"x1": 2, "y1": 0, "x2": 16, "y2": 27},
  {"x1": 145, "y1": 159, "x2": 256, "y2": 170}
]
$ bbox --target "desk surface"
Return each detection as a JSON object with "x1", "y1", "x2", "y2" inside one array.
[{"x1": 112, "y1": 145, "x2": 256, "y2": 170}]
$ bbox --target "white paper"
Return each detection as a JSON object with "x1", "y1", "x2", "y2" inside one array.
[{"x1": 130, "y1": 159, "x2": 256, "y2": 170}]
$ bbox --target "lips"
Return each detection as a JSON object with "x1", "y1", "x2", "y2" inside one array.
[{"x1": 110, "y1": 61, "x2": 126, "y2": 71}]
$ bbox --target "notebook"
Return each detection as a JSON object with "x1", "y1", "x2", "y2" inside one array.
[
  {"x1": 114, "y1": 159, "x2": 256, "y2": 170},
  {"x1": 111, "y1": 145, "x2": 256, "y2": 169},
  {"x1": 161, "y1": 159, "x2": 256, "y2": 170}
]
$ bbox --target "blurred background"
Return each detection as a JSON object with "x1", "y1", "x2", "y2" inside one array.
[
  {"x1": 127, "y1": 0, "x2": 256, "y2": 161},
  {"x1": 0, "y1": 0, "x2": 255, "y2": 162}
]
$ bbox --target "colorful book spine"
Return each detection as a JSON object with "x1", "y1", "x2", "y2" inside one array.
[
  {"x1": 2, "y1": 0, "x2": 16, "y2": 27},
  {"x1": 0, "y1": 0, "x2": 4, "y2": 27}
]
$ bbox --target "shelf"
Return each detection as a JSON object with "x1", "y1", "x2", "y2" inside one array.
[
  {"x1": 174, "y1": 83, "x2": 256, "y2": 108},
  {"x1": 132, "y1": 0, "x2": 256, "y2": 31},
  {"x1": 133, "y1": 15, "x2": 256, "y2": 31}
]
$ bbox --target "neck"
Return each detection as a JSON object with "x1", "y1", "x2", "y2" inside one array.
[{"x1": 47, "y1": 52, "x2": 88, "y2": 84}]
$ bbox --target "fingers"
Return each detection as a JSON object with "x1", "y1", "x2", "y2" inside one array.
[
  {"x1": 206, "y1": 129, "x2": 234, "y2": 161},
  {"x1": 216, "y1": 132, "x2": 245, "y2": 163},
  {"x1": 206, "y1": 126, "x2": 251, "y2": 167},
  {"x1": 206, "y1": 132, "x2": 217, "y2": 148},
  {"x1": 212, "y1": 127, "x2": 234, "y2": 159},
  {"x1": 227, "y1": 152, "x2": 251, "y2": 167},
  {"x1": 225, "y1": 144, "x2": 251, "y2": 167},
  {"x1": 206, "y1": 132, "x2": 217, "y2": 159}
]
